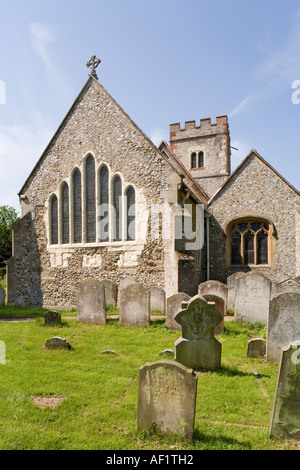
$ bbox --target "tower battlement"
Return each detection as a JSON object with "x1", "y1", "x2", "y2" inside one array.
[{"x1": 170, "y1": 116, "x2": 228, "y2": 143}]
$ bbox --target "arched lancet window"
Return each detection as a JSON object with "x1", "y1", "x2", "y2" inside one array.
[
  {"x1": 229, "y1": 220, "x2": 270, "y2": 266},
  {"x1": 112, "y1": 175, "x2": 122, "y2": 241},
  {"x1": 50, "y1": 195, "x2": 58, "y2": 245},
  {"x1": 61, "y1": 182, "x2": 69, "y2": 244},
  {"x1": 73, "y1": 169, "x2": 82, "y2": 243},
  {"x1": 85, "y1": 155, "x2": 96, "y2": 243},
  {"x1": 99, "y1": 165, "x2": 109, "y2": 242},
  {"x1": 191, "y1": 152, "x2": 197, "y2": 169},
  {"x1": 126, "y1": 186, "x2": 136, "y2": 241},
  {"x1": 198, "y1": 151, "x2": 204, "y2": 168}
]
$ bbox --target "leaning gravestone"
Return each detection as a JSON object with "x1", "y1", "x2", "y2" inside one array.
[
  {"x1": 150, "y1": 287, "x2": 166, "y2": 312},
  {"x1": 0, "y1": 286, "x2": 4, "y2": 306},
  {"x1": 45, "y1": 337, "x2": 70, "y2": 350},
  {"x1": 137, "y1": 360, "x2": 197, "y2": 439},
  {"x1": 77, "y1": 278, "x2": 106, "y2": 325},
  {"x1": 267, "y1": 293, "x2": 300, "y2": 362},
  {"x1": 226, "y1": 272, "x2": 245, "y2": 311},
  {"x1": 102, "y1": 279, "x2": 118, "y2": 307},
  {"x1": 44, "y1": 310, "x2": 61, "y2": 327},
  {"x1": 166, "y1": 293, "x2": 190, "y2": 330},
  {"x1": 235, "y1": 272, "x2": 272, "y2": 324},
  {"x1": 270, "y1": 340, "x2": 300, "y2": 441},
  {"x1": 174, "y1": 295, "x2": 222, "y2": 371},
  {"x1": 119, "y1": 283, "x2": 150, "y2": 326}
]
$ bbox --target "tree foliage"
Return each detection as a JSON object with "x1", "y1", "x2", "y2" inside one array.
[{"x1": 0, "y1": 205, "x2": 19, "y2": 267}]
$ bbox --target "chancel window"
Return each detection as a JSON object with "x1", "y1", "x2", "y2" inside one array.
[
  {"x1": 50, "y1": 195, "x2": 58, "y2": 245},
  {"x1": 49, "y1": 157, "x2": 136, "y2": 246},
  {"x1": 229, "y1": 220, "x2": 270, "y2": 266},
  {"x1": 61, "y1": 182, "x2": 69, "y2": 245}
]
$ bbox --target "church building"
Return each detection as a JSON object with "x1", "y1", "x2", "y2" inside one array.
[{"x1": 7, "y1": 58, "x2": 300, "y2": 308}]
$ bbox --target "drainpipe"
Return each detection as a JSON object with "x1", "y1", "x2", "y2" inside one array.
[{"x1": 205, "y1": 213, "x2": 210, "y2": 281}]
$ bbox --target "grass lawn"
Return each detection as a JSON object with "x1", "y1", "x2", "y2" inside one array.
[{"x1": 0, "y1": 308, "x2": 298, "y2": 450}]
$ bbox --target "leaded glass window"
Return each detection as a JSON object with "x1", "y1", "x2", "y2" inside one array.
[
  {"x1": 99, "y1": 165, "x2": 109, "y2": 242},
  {"x1": 126, "y1": 186, "x2": 135, "y2": 241},
  {"x1": 230, "y1": 220, "x2": 270, "y2": 266},
  {"x1": 61, "y1": 182, "x2": 69, "y2": 244},
  {"x1": 113, "y1": 175, "x2": 122, "y2": 241},
  {"x1": 85, "y1": 155, "x2": 96, "y2": 243},
  {"x1": 73, "y1": 169, "x2": 82, "y2": 243}
]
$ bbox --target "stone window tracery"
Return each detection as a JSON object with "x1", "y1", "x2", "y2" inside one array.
[
  {"x1": 49, "y1": 158, "x2": 136, "y2": 246},
  {"x1": 229, "y1": 219, "x2": 270, "y2": 266}
]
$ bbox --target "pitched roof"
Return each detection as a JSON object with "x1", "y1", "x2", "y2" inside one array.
[
  {"x1": 208, "y1": 148, "x2": 300, "y2": 205},
  {"x1": 19, "y1": 74, "x2": 209, "y2": 206}
]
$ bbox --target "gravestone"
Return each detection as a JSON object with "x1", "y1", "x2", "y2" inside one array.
[
  {"x1": 226, "y1": 272, "x2": 245, "y2": 311},
  {"x1": 137, "y1": 360, "x2": 197, "y2": 439},
  {"x1": 150, "y1": 287, "x2": 166, "y2": 312},
  {"x1": 235, "y1": 272, "x2": 272, "y2": 324},
  {"x1": 174, "y1": 295, "x2": 222, "y2": 371},
  {"x1": 45, "y1": 337, "x2": 70, "y2": 350},
  {"x1": 270, "y1": 340, "x2": 300, "y2": 440},
  {"x1": 267, "y1": 293, "x2": 300, "y2": 362},
  {"x1": 272, "y1": 278, "x2": 300, "y2": 298},
  {"x1": 102, "y1": 279, "x2": 118, "y2": 307},
  {"x1": 119, "y1": 283, "x2": 150, "y2": 326},
  {"x1": 44, "y1": 310, "x2": 61, "y2": 327},
  {"x1": 118, "y1": 277, "x2": 137, "y2": 306},
  {"x1": 0, "y1": 286, "x2": 4, "y2": 306},
  {"x1": 77, "y1": 278, "x2": 106, "y2": 325},
  {"x1": 166, "y1": 293, "x2": 191, "y2": 330},
  {"x1": 247, "y1": 338, "x2": 266, "y2": 358}
]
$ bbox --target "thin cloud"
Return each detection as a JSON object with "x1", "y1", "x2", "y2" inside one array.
[
  {"x1": 229, "y1": 94, "x2": 254, "y2": 119},
  {"x1": 30, "y1": 23, "x2": 55, "y2": 73}
]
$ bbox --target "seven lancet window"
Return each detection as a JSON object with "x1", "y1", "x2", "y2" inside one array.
[
  {"x1": 229, "y1": 220, "x2": 270, "y2": 266},
  {"x1": 49, "y1": 155, "x2": 136, "y2": 245}
]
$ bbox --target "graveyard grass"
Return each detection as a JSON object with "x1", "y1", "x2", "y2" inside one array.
[{"x1": 0, "y1": 306, "x2": 299, "y2": 450}]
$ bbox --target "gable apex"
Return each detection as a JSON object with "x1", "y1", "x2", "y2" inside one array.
[{"x1": 208, "y1": 148, "x2": 299, "y2": 205}]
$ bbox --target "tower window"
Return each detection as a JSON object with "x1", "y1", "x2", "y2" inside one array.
[
  {"x1": 191, "y1": 151, "x2": 204, "y2": 169},
  {"x1": 191, "y1": 152, "x2": 197, "y2": 169},
  {"x1": 198, "y1": 151, "x2": 204, "y2": 168}
]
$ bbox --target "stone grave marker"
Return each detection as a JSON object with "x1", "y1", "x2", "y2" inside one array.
[
  {"x1": 174, "y1": 295, "x2": 222, "y2": 371},
  {"x1": 119, "y1": 283, "x2": 150, "y2": 326},
  {"x1": 0, "y1": 286, "x2": 4, "y2": 306},
  {"x1": 102, "y1": 279, "x2": 118, "y2": 307},
  {"x1": 267, "y1": 293, "x2": 300, "y2": 362},
  {"x1": 270, "y1": 340, "x2": 300, "y2": 440},
  {"x1": 137, "y1": 360, "x2": 197, "y2": 439},
  {"x1": 247, "y1": 338, "x2": 266, "y2": 358},
  {"x1": 235, "y1": 272, "x2": 272, "y2": 324},
  {"x1": 226, "y1": 272, "x2": 245, "y2": 311},
  {"x1": 150, "y1": 287, "x2": 166, "y2": 312},
  {"x1": 166, "y1": 293, "x2": 190, "y2": 330},
  {"x1": 45, "y1": 337, "x2": 70, "y2": 350},
  {"x1": 272, "y1": 278, "x2": 300, "y2": 298},
  {"x1": 77, "y1": 278, "x2": 106, "y2": 325},
  {"x1": 44, "y1": 310, "x2": 61, "y2": 327}
]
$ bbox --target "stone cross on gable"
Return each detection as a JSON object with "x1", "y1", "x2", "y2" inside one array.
[{"x1": 86, "y1": 55, "x2": 101, "y2": 78}]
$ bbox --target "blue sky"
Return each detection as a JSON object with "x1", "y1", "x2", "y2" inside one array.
[{"x1": 1, "y1": 0, "x2": 300, "y2": 210}]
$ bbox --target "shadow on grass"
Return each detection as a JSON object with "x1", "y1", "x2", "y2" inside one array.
[
  {"x1": 217, "y1": 365, "x2": 270, "y2": 379},
  {"x1": 193, "y1": 427, "x2": 251, "y2": 450}
]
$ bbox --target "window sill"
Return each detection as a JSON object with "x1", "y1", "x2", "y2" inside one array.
[
  {"x1": 230, "y1": 264, "x2": 271, "y2": 268},
  {"x1": 48, "y1": 240, "x2": 139, "y2": 249}
]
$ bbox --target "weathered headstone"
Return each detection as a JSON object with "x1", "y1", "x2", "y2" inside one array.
[
  {"x1": 166, "y1": 293, "x2": 190, "y2": 330},
  {"x1": 45, "y1": 337, "x2": 70, "y2": 350},
  {"x1": 270, "y1": 340, "x2": 300, "y2": 440},
  {"x1": 247, "y1": 338, "x2": 266, "y2": 358},
  {"x1": 102, "y1": 279, "x2": 118, "y2": 307},
  {"x1": 174, "y1": 295, "x2": 222, "y2": 371},
  {"x1": 267, "y1": 293, "x2": 300, "y2": 362},
  {"x1": 137, "y1": 360, "x2": 197, "y2": 439},
  {"x1": 44, "y1": 310, "x2": 61, "y2": 327},
  {"x1": 118, "y1": 277, "x2": 138, "y2": 306},
  {"x1": 235, "y1": 272, "x2": 272, "y2": 324},
  {"x1": 226, "y1": 272, "x2": 245, "y2": 311},
  {"x1": 76, "y1": 278, "x2": 106, "y2": 325},
  {"x1": 0, "y1": 286, "x2": 4, "y2": 306},
  {"x1": 119, "y1": 283, "x2": 150, "y2": 326},
  {"x1": 272, "y1": 278, "x2": 300, "y2": 298},
  {"x1": 198, "y1": 280, "x2": 228, "y2": 309},
  {"x1": 150, "y1": 287, "x2": 166, "y2": 312}
]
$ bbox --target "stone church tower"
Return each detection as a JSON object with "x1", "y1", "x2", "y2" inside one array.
[{"x1": 169, "y1": 117, "x2": 231, "y2": 199}]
